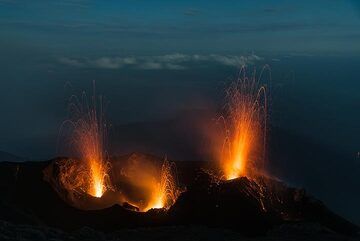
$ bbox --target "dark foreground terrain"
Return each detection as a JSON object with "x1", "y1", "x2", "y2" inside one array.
[
  {"x1": 0, "y1": 154, "x2": 359, "y2": 240},
  {"x1": 1, "y1": 220, "x2": 359, "y2": 241}
]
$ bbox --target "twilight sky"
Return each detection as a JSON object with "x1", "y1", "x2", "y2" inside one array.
[
  {"x1": 0, "y1": 0, "x2": 359, "y2": 158},
  {"x1": 1, "y1": 0, "x2": 360, "y2": 56}
]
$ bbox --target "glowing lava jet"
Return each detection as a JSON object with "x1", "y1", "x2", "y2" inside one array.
[
  {"x1": 120, "y1": 155, "x2": 181, "y2": 212},
  {"x1": 60, "y1": 90, "x2": 110, "y2": 198},
  {"x1": 145, "y1": 159, "x2": 181, "y2": 211},
  {"x1": 220, "y1": 67, "x2": 268, "y2": 180}
]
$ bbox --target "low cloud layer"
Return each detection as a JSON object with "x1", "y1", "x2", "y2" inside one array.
[{"x1": 58, "y1": 53, "x2": 264, "y2": 70}]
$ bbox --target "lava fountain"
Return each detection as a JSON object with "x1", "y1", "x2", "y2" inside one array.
[
  {"x1": 145, "y1": 159, "x2": 182, "y2": 211},
  {"x1": 119, "y1": 155, "x2": 182, "y2": 212},
  {"x1": 59, "y1": 88, "x2": 110, "y2": 198},
  {"x1": 219, "y1": 67, "x2": 268, "y2": 180}
]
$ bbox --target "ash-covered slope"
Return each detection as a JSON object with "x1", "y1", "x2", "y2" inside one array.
[
  {"x1": 1, "y1": 220, "x2": 359, "y2": 241},
  {"x1": 0, "y1": 155, "x2": 358, "y2": 238},
  {"x1": 169, "y1": 171, "x2": 359, "y2": 236},
  {"x1": 0, "y1": 159, "x2": 166, "y2": 230}
]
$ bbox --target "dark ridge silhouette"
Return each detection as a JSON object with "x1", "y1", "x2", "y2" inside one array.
[
  {"x1": 0, "y1": 151, "x2": 28, "y2": 163},
  {"x1": 0, "y1": 155, "x2": 358, "y2": 238}
]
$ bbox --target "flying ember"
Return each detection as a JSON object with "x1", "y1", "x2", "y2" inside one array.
[
  {"x1": 145, "y1": 159, "x2": 182, "y2": 211},
  {"x1": 59, "y1": 87, "x2": 110, "y2": 198},
  {"x1": 119, "y1": 155, "x2": 182, "y2": 212},
  {"x1": 220, "y1": 67, "x2": 268, "y2": 180}
]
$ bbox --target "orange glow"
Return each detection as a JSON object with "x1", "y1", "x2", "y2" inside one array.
[
  {"x1": 220, "y1": 67, "x2": 267, "y2": 180},
  {"x1": 60, "y1": 89, "x2": 110, "y2": 198},
  {"x1": 144, "y1": 159, "x2": 181, "y2": 211},
  {"x1": 88, "y1": 159, "x2": 107, "y2": 198},
  {"x1": 120, "y1": 155, "x2": 181, "y2": 212}
]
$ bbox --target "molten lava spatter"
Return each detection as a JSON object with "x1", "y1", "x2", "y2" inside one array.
[
  {"x1": 120, "y1": 155, "x2": 181, "y2": 212},
  {"x1": 145, "y1": 159, "x2": 181, "y2": 211},
  {"x1": 220, "y1": 67, "x2": 267, "y2": 180},
  {"x1": 60, "y1": 90, "x2": 110, "y2": 198}
]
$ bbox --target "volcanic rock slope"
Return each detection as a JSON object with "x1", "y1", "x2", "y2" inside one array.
[{"x1": 0, "y1": 154, "x2": 359, "y2": 240}]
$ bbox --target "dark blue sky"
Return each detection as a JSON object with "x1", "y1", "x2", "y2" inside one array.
[{"x1": 1, "y1": 0, "x2": 360, "y2": 55}]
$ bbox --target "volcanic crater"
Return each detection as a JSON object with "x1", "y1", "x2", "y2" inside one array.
[{"x1": 0, "y1": 153, "x2": 358, "y2": 238}]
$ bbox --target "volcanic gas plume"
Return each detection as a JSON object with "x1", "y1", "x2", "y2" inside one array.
[
  {"x1": 59, "y1": 90, "x2": 111, "y2": 198},
  {"x1": 219, "y1": 67, "x2": 268, "y2": 180}
]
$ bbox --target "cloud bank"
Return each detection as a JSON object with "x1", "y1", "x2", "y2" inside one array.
[{"x1": 58, "y1": 53, "x2": 264, "y2": 70}]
